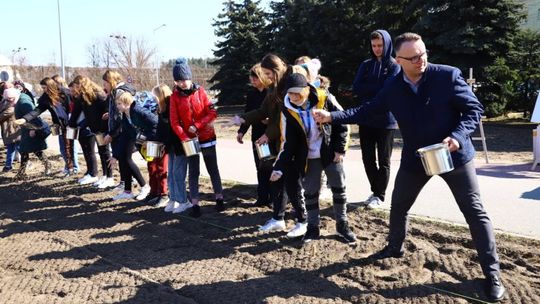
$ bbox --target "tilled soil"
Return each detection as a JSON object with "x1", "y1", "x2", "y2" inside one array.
[{"x1": 0, "y1": 159, "x2": 539, "y2": 303}]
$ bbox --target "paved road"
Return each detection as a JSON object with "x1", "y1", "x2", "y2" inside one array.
[{"x1": 46, "y1": 137, "x2": 540, "y2": 239}]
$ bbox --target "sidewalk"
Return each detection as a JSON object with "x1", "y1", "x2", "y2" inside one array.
[
  {"x1": 46, "y1": 137, "x2": 540, "y2": 239},
  {"x1": 208, "y1": 139, "x2": 540, "y2": 239}
]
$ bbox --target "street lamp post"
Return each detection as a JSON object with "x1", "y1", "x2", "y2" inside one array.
[
  {"x1": 153, "y1": 24, "x2": 166, "y2": 86},
  {"x1": 57, "y1": 0, "x2": 65, "y2": 78}
]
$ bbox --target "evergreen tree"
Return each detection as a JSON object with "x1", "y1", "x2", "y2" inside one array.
[
  {"x1": 210, "y1": 0, "x2": 269, "y2": 105},
  {"x1": 508, "y1": 29, "x2": 540, "y2": 116},
  {"x1": 412, "y1": 0, "x2": 525, "y2": 71}
]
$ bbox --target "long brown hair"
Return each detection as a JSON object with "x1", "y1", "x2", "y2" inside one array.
[
  {"x1": 152, "y1": 84, "x2": 172, "y2": 114},
  {"x1": 102, "y1": 70, "x2": 123, "y2": 89},
  {"x1": 260, "y1": 53, "x2": 288, "y2": 102},
  {"x1": 40, "y1": 77, "x2": 62, "y2": 106},
  {"x1": 72, "y1": 75, "x2": 105, "y2": 105}
]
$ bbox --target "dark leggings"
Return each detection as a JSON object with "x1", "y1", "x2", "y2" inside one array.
[
  {"x1": 118, "y1": 139, "x2": 145, "y2": 191},
  {"x1": 79, "y1": 135, "x2": 112, "y2": 177}
]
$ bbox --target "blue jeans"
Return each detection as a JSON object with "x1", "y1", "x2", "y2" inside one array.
[
  {"x1": 168, "y1": 152, "x2": 188, "y2": 204},
  {"x1": 4, "y1": 142, "x2": 20, "y2": 169}
]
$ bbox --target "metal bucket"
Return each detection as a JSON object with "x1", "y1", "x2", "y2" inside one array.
[
  {"x1": 416, "y1": 143, "x2": 454, "y2": 176},
  {"x1": 255, "y1": 143, "x2": 274, "y2": 160},
  {"x1": 50, "y1": 125, "x2": 62, "y2": 136},
  {"x1": 95, "y1": 133, "x2": 107, "y2": 146},
  {"x1": 66, "y1": 127, "x2": 79, "y2": 140},
  {"x1": 182, "y1": 137, "x2": 201, "y2": 157},
  {"x1": 146, "y1": 141, "x2": 164, "y2": 158}
]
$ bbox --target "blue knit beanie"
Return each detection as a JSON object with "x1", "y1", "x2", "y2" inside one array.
[{"x1": 172, "y1": 57, "x2": 192, "y2": 81}]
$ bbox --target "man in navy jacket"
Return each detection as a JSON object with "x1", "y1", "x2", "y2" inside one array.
[
  {"x1": 351, "y1": 30, "x2": 400, "y2": 209},
  {"x1": 313, "y1": 32, "x2": 505, "y2": 302}
]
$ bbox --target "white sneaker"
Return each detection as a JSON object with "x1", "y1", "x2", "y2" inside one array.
[
  {"x1": 136, "y1": 184, "x2": 151, "y2": 201},
  {"x1": 164, "y1": 200, "x2": 180, "y2": 212},
  {"x1": 172, "y1": 202, "x2": 193, "y2": 213},
  {"x1": 366, "y1": 196, "x2": 383, "y2": 209},
  {"x1": 112, "y1": 181, "x2": 125, "y2": 193},
  {"x1": 259, "y1": 218, "x2": 286, "y2": 232},
  {"x1": 79, "y1": 175, "x2": 99, "y2": 185},
  {"x1": 93, "y1": 176, "x2": 106, "y2": 187},
  {"x1": 286, "y1": 222, "x2": 308, "y2": 238},
  {"x1": 112, "y1": 191, "x2": 134, "y2": 201},
  {"x1": 98, "y1": 177, "x2": 116, "y2": 189}
]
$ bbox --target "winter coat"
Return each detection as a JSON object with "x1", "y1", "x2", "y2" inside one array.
[
  {"x1": 156, "y1": 99, "x2": 183, "y2": 155},
  {"x1": 273, "y1": 87, "x2": 349, "y2": 176},
  {"x1": 352, "y1": 29, "x2": 400, "y2": 129},
  {"x1": 23, "y1": 89, "x2": 71, "y2": 127},
  {"x1": 15, "y1": 93, "x2": 47, "y2": 153},
  {"x1": 68, "y1": 93, "x2": 108, "y2": 133},
  {"x1": 333, "y1": 63, "x2": 482, "y2": 172},
  {"x1": 170, "y1": 84, "x2": 217, "y2": 146},
  {"x1": 107, "y1": 82, "x2": 136, "y2": 138},
  {"x1": 241, "y1": 88, "x2": 283, "y2": 154},
  {"x1": 0, "y1": 100, "x2": 21, "y2": 145},
  {"x1": 238, "y1": 87, "x2": 267, "y2": 142}
]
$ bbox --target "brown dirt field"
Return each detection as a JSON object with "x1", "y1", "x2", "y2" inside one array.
[{"x1": 0, "y1": 112, "x2": 539, "y2": 303}]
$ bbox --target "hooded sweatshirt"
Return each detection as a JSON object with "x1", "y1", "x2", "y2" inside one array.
[{"x1": 352, "y1": 29, "x2": 400, "y2": 129}]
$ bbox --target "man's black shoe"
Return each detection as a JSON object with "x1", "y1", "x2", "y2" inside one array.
[
  {"x1": 302, "y1": 224, "x2": 320, "y2": 243},
  {"x1": 215, "y1": 199, "x2": 225, "y2": 212},
  {"x1": 336, "y1": 220, "x2": 357, "y2": 244},
  {"x1": 485, "y1": 274, "x2": 505, "y2": 302},
  {"x1": 370, "y1": 245, "x2": 404, "y2": 260},
  {"x1": 190, "y1": 204, "x2": 202, "y2": 218}
]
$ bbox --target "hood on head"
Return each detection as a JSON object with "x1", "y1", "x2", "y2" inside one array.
[{"x1": 370, "y1": 29, "x2": 394, "y2": 61}]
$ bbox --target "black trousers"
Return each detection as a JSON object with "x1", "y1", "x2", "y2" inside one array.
[
  {"x1": 79, "y1": 135, "x2": 112, "y2": 178},
  {"x1": 118, "y1": 139, "x2": 145, "y2": 191},
  {"x1": 271, "y1": 161, "x2": 306, "y2": 223},
  {"x1": 388, "y1": 160, "x2": 500, "y2": 277},
  {"x1": 252, "y1": 142, "x2": 272, "y2": 204},
  {"x1": 359, "y1": 126, "x2": 395, "y2": 201}
]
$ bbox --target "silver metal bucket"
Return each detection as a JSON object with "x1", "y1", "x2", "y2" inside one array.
[
  {"x1": 50, "y1": 125, "x2": 62, "y2": 136},
  {"x1": 66, "y1": 127, "x2": 79, "y2": 140},
  {"x1": 182, "y1": 137, "x2": 201, "y2": 157},
  {"x1": 255, "y1": 143, "x2": 274, "y2": 160},
  {"x1": 95, "y1": 133, "x2": 107, "y2": 146},
  {"x1": 416, "y1": 143, "x2": 454, "y2": 176},
  {"x1": 146, "y1": 141, "x2": 164, "y2": 158}
]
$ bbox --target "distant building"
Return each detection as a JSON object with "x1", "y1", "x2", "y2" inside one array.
[{"x1": 522, "y1": 0, "x2": 540, "y2": 31}]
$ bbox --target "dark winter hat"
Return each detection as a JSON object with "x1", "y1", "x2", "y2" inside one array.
[
  {"x1": 172, "y1": 57, "x2": 192, "y2": 81},
  {"x1": 285, "y1": 73, "x2": 308, "y2": 94}
]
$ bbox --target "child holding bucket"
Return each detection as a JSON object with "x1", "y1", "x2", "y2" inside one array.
[
  {"x1": 169, "y1": 57, "x2": 224, "y2": 218},
  {"x1": 110, "y1": 92, "x2": 156, "y2": 201}
]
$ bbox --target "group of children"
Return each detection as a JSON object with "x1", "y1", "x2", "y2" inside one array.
[
  {"x1": 1, "y1": 53, "x2": 357, "y2": 242},
  {"x1": 0, "y1": 57, "x2": 225, "y2": 218}
]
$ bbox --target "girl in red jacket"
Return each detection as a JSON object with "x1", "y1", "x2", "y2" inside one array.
[{"x1": 169, "y1": 57, "x2": 224, "y2": 217}]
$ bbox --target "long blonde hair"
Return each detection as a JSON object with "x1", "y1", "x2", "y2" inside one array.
[
  {"x1": 152, "y1": 84, "x2": 172, "y2": 114},
  {"x1": 72, "y1": 75, "x2": 105, "y2": 105}
]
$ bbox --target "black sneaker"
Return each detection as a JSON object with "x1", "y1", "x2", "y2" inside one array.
[
  {"x1": 369, "y1": 245, "x2": 405, "y2": 260},
  {"x1": 2, "y1": 167, "x2": 11, "y2": 173},
  {"x1": 215, "y1": 199, "x2": 225, "y2": 212},
  {"x1": 144, "y1": 193, "x2": 158, "y2": 203},
  {"x1": 336, "y1": 220, "x2": 357, "y2": 244},
  {"x1": 302, "y1": 224, "x2": 320, "y2": 243},
  {"x1": 190, "y1": 204, "x2": 201, "y2": 218}
]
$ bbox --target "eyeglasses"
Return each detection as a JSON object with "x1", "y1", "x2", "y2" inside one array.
[{"x1": 397, "y1": 51, "x2": 428, "y2": 64}]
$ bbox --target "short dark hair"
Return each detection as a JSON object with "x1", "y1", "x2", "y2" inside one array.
[
  {"x1": 394, "y1": 32, "x2": 422, "y2": 52},
  {"x1": 370, "y1": 31, "x2": 383, "y2": 40}
]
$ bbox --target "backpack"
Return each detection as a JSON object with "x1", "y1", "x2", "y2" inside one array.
[{"x1": 134, "y1": 91, "x2": 158, "y2": 114}]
